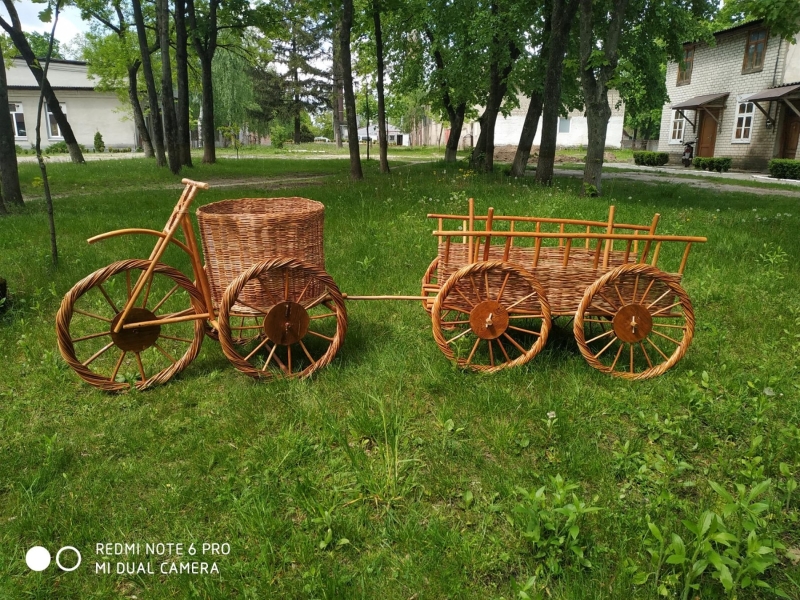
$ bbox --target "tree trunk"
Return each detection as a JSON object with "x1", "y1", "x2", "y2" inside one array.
[
  {"x1": 0, "y1": 1, "x2": 84, "y2": 164},
  {"x1": 583, "y1": 100, "x2": 611, "y2": 195},
  {"x1": 373, "y1": 0, "x2": 389, "y2": 173},
  {"x1": 510, "y1": 92, "x2": 544, "y2": 177},
  {"x1": 340, "y1": 0, "x2": 362, "y2": 180},
  {"x1": 332, "y1": 21, "x2": 344, "y2": 148},
  {"x1": 294, "y1": 109, "x2": 301, "y2": 144},
  {"x1": 174, "y1": 0, "x2": 193, "y2": 167},
  {"x1": 0, "y1": 190, "x2": 7, "y2": 215},
  {"x1": 187, "y1": 0, "x2": 218, "y2": 164},
  {"x1": 535, "y1": 0, "x2": 578, "y2": 185},
  {"x1": 0, "y1": 41, "x2": 23, "y2": 206},
  {"x1": 131, "y1": 0, "x2": 166, "y2": 166},
  {"x1": 127, "y1": 62, "x2": 154, "y2": 158},
  {"x1": 445, "y1": 103, "x2": 466, "y2": 162},
  {"x1": 157, "y1": 0, "x2": 181, "y2": 173}
]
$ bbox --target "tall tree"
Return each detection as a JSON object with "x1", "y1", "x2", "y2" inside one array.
[
  {"x1": 534, "y1": 0, "x2": 578, "y2": 185},
  {"x1": 339, "y1": 0, "x2": 362, "y2": 180},
  {"x1": 131, "y1": 0, "x2": 167, "y2": 165},
  {"x1": 174, "y1": 0, "x2": 193, "y2": 166},
  {"x1": 156, "y1": 0, "x2": 181, "y2": 173},
  {"x1": 186, "y1": 0, "x2": 219, "y2": 163},
  {"x1": 0, "y1": 38, "x2": 24, "y2": 207},
  {"x1": 372, "y1": 0, "x2": 389, "y2": 173},
  {"x1": 332, "y1": 20, "x2": 344, "y2": 147},
  {"x1": 0, "y1": 0, "x2": 85, "y2": 164}
]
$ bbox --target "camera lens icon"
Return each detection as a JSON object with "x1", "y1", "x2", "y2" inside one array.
[{"x1": 26, "y1": 546, "x2": 81, "y2": 572}]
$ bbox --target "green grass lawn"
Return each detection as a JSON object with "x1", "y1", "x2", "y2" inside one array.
[{"x1": 1, "y1": 156, "x2": 799, "y2": 599}]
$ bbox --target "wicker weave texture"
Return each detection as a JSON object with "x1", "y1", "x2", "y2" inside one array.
[
  {"x1": 437, "y1": 243, "x2": 675, "y2": 316},
  {"x1": 197, "y1": 198, "x2": 325, "y2": 309}
]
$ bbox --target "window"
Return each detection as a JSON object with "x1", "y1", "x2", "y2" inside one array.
[
  {"x1": 46, "y1": 103, "x2": 65, "y2": 139},
  {"x1": 558, "y1": 117, "x2": 571, "y2": 133},
  {"x1": 743, "y1": 29, "x2": 767, "y2": 73},
  {"x1": 733, "y1": 100, "x2": 755, "y2": 142},
  {"x1": 8, "y1": 103, "x2": 26, "y2": 137},
  {"x1": 677, "y1": 46, "x2": 694, "y2": 85},
  {"x1": 670, "y1": 111, "x2": 685, "y2": 143}
]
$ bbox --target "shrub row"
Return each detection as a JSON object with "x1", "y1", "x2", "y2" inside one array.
[
  {"x1": 768, "y1": 158, "x2": 800, "y2": 180},
  {"x1": 693, "y1": 157, "x2": 732, "y2": 172},
  {"x1": 632, "y1": 151, "x2": 669, "y2": 166}
]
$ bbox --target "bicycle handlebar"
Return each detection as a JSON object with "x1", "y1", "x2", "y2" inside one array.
[{"x1": 181, "y1": 178, "x2": 210, "y2": 190}]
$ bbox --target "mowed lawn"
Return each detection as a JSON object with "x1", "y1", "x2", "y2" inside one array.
[{"x1": 0, "y1": 156, "x2": 799, "y2": 599}]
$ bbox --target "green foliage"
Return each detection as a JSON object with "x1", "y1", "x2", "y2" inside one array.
[
  {"x1": 768, "y1": 158, "x2": 800, "y2": 180},
  {"x1": 45, "y1": 141, "x2": 70, "y2": 154},
  {"x1": 513, "y1": 475, "x2": 602, "y2": 577},
  {"x1": 93, "y1": 131, "x2": 105, "y2": 153},
  {"x1": 693, "y1": 157, "x2": 732, "y2": 172},
  {"x1": 633, "y1": 151, "x2": 669, "y2": 166},
  {"x1": 25, "y1": 31, "x2": 64, "y2": 59}
]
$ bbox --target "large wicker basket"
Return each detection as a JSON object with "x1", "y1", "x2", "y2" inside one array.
[{"x1": 197, "y1": 197, "x2": 325, "y2": 309}]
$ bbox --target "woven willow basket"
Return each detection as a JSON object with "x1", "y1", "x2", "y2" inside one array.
[{"x1": 197, "y1": 198, "x2": 325, "y2": 310}]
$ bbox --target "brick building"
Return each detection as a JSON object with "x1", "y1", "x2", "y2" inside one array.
[{"x1": 657, "y1": 21, "x2": 800, "y2": 170}]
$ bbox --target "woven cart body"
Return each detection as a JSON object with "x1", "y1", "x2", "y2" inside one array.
[{"x1": 197, "y1": 198, "x2": 326, "y2": 312}]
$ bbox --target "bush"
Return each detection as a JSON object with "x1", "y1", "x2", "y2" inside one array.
[
  {"x1": 108, "y1": 147, "x2": 132, "y2": 153},
  {"x1": 45, "y1": 141, "x2": 70, "y2": 154},
  {"x1": 632, "y1": 151, "x2": 669, "y2": 166},
  {"x1": 692, "y1": 157, "x2": 732, "y2": 173},
  {"x1": 768, "y1": 158, "x2": 800, "y2": 180},
  {"x1": 94, "y1": 131, "x2": 105, "y2": 153}
]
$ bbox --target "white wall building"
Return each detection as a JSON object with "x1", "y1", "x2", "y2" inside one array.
[
  {"x1": 657, "y1": 21, "x2": 800, "y2": 169},
  {"x1": 6, "y1": 57, "x2": 136, "y2": 150}
]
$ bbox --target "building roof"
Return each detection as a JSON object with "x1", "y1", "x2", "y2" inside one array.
[
  {"x1": 682, "y1": 19, "x2": 764, "y2": 45},
  {"x1": 8, "y1": 85, "x2": 96, "y2": 92},
  {"x1": 747, "y1": 83, "x2": 800, "y2": 102},
  {"x1": 671, "y1": 92, "x2": 729, "y2": 109}
]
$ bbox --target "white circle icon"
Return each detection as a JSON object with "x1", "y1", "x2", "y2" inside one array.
[
  {"x1": 26, "y1": 546, "x2": 51, "y2": 571},
  {"x1": 56, "y1": 546, "x2": 82, "y2": 572}
]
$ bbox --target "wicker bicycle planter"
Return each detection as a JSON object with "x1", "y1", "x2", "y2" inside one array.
[{"x1": 197, "y1": 197, "x2": 326, "y2": 311}]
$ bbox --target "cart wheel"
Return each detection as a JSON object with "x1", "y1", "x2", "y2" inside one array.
[
  {"x1": 421, "y1": 257, "x2": 440, "y2": 314},
  {"x1": 218, "y1": 258, "x2": 347, "y2": 380},
  {"x1": 574, "y1": 263, "x2": 695, "y2": 380},
  {"x1": 56, "y1": 259, "x2": 206, "y2": 392},
  {"x1": 432, "y1": 261, "x2": 551, "y2": 372}
]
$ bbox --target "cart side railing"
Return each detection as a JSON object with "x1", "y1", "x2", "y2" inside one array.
[{"x1": 428, "y1": 199, "x2": 706, "y2": 275}]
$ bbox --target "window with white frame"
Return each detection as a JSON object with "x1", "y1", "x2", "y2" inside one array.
[
  {"x1": 670, "y1": 110, "x2": 685, "y2": 143},
  {"x1": 46, "y1": 103, "x2": 66, "y2": 139},
  {"x1": 733, "y1": 100, "x2": 755, "y2": 142},
  {"x1": 9, "y1": 103, "x2": 27, "y2": 138}
]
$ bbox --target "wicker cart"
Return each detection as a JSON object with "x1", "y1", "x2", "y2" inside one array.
[
  {"x1": 421, "y1": 199, "x2": 706, "y2": 379},
  {"x1": 56, "y1": 180, "x2": 347, "y2": 391},
  {"x1": 56, "y1": 181, "x2": 706, "y2": 391}
]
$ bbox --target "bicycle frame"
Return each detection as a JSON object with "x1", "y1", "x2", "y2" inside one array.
[{"x1": 87, "y1": 179, "x2": 218, "y2": 334}]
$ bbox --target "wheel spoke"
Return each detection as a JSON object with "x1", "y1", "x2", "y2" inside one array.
[
  {"x1": 488, "y1": 339, "x2": 495, "y2": 367},
  {"x1": 232, "y1": 298, "x2": 269, "y2": 316},
  {"x1": 497, "y1": 338, "x2": 512, "y2": 362},
  {"x1": 261, "y1": 342, "x2": 279, "y2": 372},
  {"x1": 110, "y1": 351, "x2": 126, "y2": 382},
  {"x1": 646, "y1": 337, "x2": 670, "y2": 361},
  {"x1": 446, "y1": 328, "x2": 474, "y2": 344},
  {"x1": 97, "y1": 284, "x2": 119, "y2": 313},
  {"x1": 630, "y1": 344, "x2": 635, "y2": 374},
  {"x1": 287, "y1": 346, "x2": 292, "y2": 373},
  {"x1": 299, "y1": 339, "x2": 316, "y2": 366},
  {"x1": 614, "y1": 282, "x2": 626, "y2": 307},
  {"x1": 82, "y1": 341, "x2": 115, "y2": 366},
  {"x1": 506, "y1": 291, "x2": 538, "y2": 311},
  {"x1": 465, "y1": 337, "x2": 481, "y2": 365},
  {"x1": 508, "y1": 325, "x2": 541, "y2": 337},
  {"x1": 497, "y1": 272, "x2": 511, "y2": 302},
  {"x1": 126, "y1": 270, "x2": 132, "y2": 299},
  {"x1": 151, "y1": 284, "x2": 179, "y2": 313},
  {"x1": 72, "y1": 331, "x2": 110, "y2": 343},
  {"x1": 244, "y1": 337, "x2": 271, "y2": 361},
  {"x1": 469, "y1": 275, "x2": 482, "y2": 302},
  {"x1": 141, "y1": 274, "x2": 154, "y2": 308},
  {"x1": 455, "y1": 287, "x2": 477, "y2": 309},
  {"x1": 597, "y1": 290, "x2": 620, "y2": 312},
  {"x1": 647, "y1": 289, "x2": 673, "y2": 310},
  {"x1": 651, "y1": 329, "x2": 681, "y2": 346},
  {"x1": 154, "y1": 343, "x2": 177, "y2": 364},
  {"x1": 638, "y1": 278, "x2": 656, "y2": 304},
  {"x1": 586, "y1": 328, "x2": 615, "y2": 344},
  {"x1": 484, "y1": 272, "x2": 491, "y2": 302},
  {"x1": 74, "y1": 308, "x2": 112, "y2": 323},
  {"x1": 652, "y1": 322, "x2": 687, "y2": 330},
  {"x1": 159, "y1": 333, "x2": 194, "y2": 343},
  {"x1": 589, "y1": 303, "x2": 616, "y2": 317},
  {"x1": 135, "y1": 352, "x2": 147, "y2": 383},
  {"x1": 584, "y1": 318, "x2": 612, "y2": 324},
  {"x1": 609, "y1": 343, "x2": 625, "y2": 371},
  {"x1": 296, "y1": 279, "x2": 313, "y2": 304},
  {"x1": 594, "y1": 335, "x2": 619, "y2": 360},
  {"x1": 639, "y1": 342, "x2": 653, "y2": 368},
  {"x1": 631, "y1": 275, "x2": 640, "y2": 304},
  {"x1": 502, "y1": 332, "x2": 527, "y2": 355},
  {"x1": 284, "y1": 268, "x2": 290, "y2": 302},
  {"x1": 307, "y1": 329, "x2": 334, "y2": 342},
  {"x1": 651, "y1": 301, "x2": 683, "y2": 317},
  {"x1": 309, "y1": 312, "x2": 337, "y2": 321}
]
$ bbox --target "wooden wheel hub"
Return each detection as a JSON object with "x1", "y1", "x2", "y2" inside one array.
[
  {"x1": 469, "y1": 300, "x2": 509, "y2": 340},
  {"x1": 264, "y1": 301, "x2": 310, "y2": 346},
  {"x1": 110, "y1": 307, "x2": 161, "y2": 352},
  {"x1": 612, "y1": 303, "x2": 653, "y2": 343}
]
